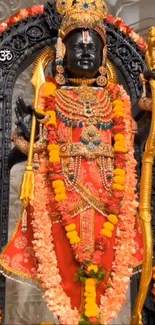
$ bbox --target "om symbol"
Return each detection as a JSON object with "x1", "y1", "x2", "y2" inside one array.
[{"x1": 0, "y1": 49, "x2": 13, "y2": 62}]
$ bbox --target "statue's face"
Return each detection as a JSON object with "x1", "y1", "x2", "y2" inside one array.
[{"x1": 64, "y1": 29, "x2": 104, "y2": 79}]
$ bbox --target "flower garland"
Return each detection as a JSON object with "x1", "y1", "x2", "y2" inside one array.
[
  {"x1": 99, "y1": 84, "x2": 138, "y2": 324},
  {"x1": 0, "y1": 6, "x2": 146, "y2": 53},
  {"x1": 105, "y1": 15, "x2": 147, "y2": 53},
  {"x1": 31, "y1": 83, "x2": 138, "y2": 325},
  {"x1": 0, "y1": 6, "x2": 44, "y2": 33},
  {"x1": 31, "y1": 160, "x2": 80, "y2": 325}
]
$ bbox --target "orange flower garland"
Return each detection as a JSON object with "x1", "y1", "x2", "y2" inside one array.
[
  {"x1": 0, "y1": 7, "x2": 146, "y2": 55},
  {"x1": 31, "y1": 82, "x2": 138, "y2": 325}
]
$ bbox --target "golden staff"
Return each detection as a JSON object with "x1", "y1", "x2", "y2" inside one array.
[
  {"x1": 130, "y1": 27, "x2": 155, "y2": 325},
  {"x1": 20, "y1": 47, "x2": 54, "y2": 216}
]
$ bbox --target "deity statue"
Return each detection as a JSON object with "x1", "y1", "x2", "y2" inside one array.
[{"x1": 0, "y1": 1, "x2": 154, "y2": 325}]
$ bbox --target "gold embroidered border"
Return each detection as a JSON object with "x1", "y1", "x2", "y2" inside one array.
[
  {"x1": 0, "y1": 215, "x2": 39, "y2": 282},
  {"x1": 75, "y1": 180, "x2": 108, "y2": 217}
]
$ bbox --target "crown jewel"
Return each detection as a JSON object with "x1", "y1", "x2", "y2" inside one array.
[{"x1": 56, "y1": 0, "x2": 108, "y2": 42}]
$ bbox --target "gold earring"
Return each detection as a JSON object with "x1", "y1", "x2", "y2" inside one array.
[
  {"x1": 96, "y1": 46, "x2": 108, "y2": 87},
  {"x1": 55, "y1": 37, "x2": 66, "y2": 85},
  {"x1": 96, "y1": 74, "x2": 107, "y2": 87},
  {"x1": 96, "y1": 65, "x2": 108, "y2": 87}
]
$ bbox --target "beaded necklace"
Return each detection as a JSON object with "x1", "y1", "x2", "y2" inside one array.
[{"x1": 55, "y1": 86, "x2": 113, "y2": 130}]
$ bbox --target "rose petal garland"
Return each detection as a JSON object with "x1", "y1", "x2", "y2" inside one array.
[
  {"x1": 99, "y1": 84, "x2": 138, "y2": 324},
  {"x1": 0, "y1": 6, "x2": 146, "y2": 53},
  {"x1": 31, "y1": 83, "x2": 138, "y2": 325},
  {"x1": 0, "y1": 6, "x2": 44, "y2": 33},
  {"x1": 31, "y1": 163, "x2": 80, "y2": 325}
]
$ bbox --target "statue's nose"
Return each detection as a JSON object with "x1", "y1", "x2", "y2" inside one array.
[{"x1": 82, "y1": 45, "x2": 90, "y2": 56}]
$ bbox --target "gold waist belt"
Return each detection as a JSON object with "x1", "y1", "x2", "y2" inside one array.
[{"x1": 60, "y1": 142, "x2": 114, "y2": 160}]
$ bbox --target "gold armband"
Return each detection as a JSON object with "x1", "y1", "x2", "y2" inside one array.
[{"x1": 12, "y1": 130, "x2": 47, "y2": 155}]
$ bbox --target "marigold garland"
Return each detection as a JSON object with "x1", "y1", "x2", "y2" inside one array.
[{"x1": 31, "y1": 82, "x2": 138, "y2": 325}]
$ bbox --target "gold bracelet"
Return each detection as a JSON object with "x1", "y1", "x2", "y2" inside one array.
[{"x1": 12, "y1": 130, "x2": 47, "y2": 155}]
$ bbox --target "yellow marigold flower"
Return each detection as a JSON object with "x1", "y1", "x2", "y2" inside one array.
[
  {"x1": 66, "y1": 230, "x2": 78, "y2": 239},
  {"x1": 46, "y1": 110, "x2": 56, "y2": 118},
  {"x1": 70, "y1": 236, "x2": 81, "y2": 245},
  {"x1": 114, "y1": 143, "x2": 126, "y2": 150},
  {"x1": 54, "y1": 186, "x2": 66, "y2": 194},
  {"x1": 114, "y1": 176, "x2": 125, "y2": 185},
  {"x1": 108, "y1": 214, "x2": 118, "y2": 225},
  {"x1": 49, "y1": 155, "x2": 60, "y2": 163},
  {"x1": 114, "y1": 146, "x2": 127, "y2": 153},
  {"x1": 87, "y1": 264, "x2": 98, "y2": 273},
  {"x1": 45, "y1": 111, "x2": 57, "y2": 126},
  {"x1": 113, "y1": 183, "x2": 124, "y2": 191},
  {"x1": 113, "y1": 100, "x2": 124, "y2": 107},
  {"x1": 85, "y1": 302, "x2": 98, "y2": 310},
  {"x1": 85, "y1": 310, "x2": 98, "y2": 317},
  {"x1": 113, "y1": 106, "x2": 124, "y2": 113},
  {"x1": 48, "y1": 144, "x2": 59, "y2": 151},
  {"x1": 112, "y1": 112, "x2": 124, "y2": 118},
  {"x1": 46, "y1": 118, "x2": 57, "y2": 126},
  {"x1": 103, "y1": 222, "x2": 114, "y2": 231},
  {"x1": 65, "y1": 223, "x2": 76, "y2": 232},
  {"x1": 100, "y1": 228, "x2": 112, "y2": 238},
  {"x1": 85, "y1": 285, "x2": 96, "y2": 294},
  {"x1": 49, "y1": 151, "x2": 59, "y2": 159},
  {"x1": 114, "y1": 134, "x2": 125, "y2": 141},
  {"x1": 36, "y1": 108, "x2": 45, "y2": 116},
  {"x1": 85, "y1": 297, "x2": 95, "y2": 303},
  {"x1": 52, "y1": 180, "x2": 65, "y2": 188},
  {"x1": 85, "y1": 278, "x2": 96, "y2": 286},
  {"x1": 44, "y1": 82, "x2": 56, "y2": 97},
  {"x1": 84, "y1": 291, "x2": 96, "y2": 298},
  {"x1": 55, "y1": 193, "x2": 67, "y2": 202},
  {"x1": 114, "y1": 169, "x2": 125, "y2": 176}
]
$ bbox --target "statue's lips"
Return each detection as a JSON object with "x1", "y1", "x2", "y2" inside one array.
[{"x1": 79, "y1": 59, "x2": 92, "y2": 65}]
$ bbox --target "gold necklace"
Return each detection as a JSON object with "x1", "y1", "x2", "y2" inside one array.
[
  {"x1": 55, "y1": 87, "x2": 112, "y2": 120},
  {"x1": 68, "y1": 78, "x2": 96, "y2": 86}
]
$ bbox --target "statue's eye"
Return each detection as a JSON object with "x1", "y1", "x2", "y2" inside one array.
[
  {"x1": 90, "y1": 44, "x2": 96, "y2": 52},
  {"x1": 74, "y1": 43, "x2": 81, "y2": 50}
]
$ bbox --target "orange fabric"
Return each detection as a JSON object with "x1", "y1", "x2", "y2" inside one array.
[
  {"x1": 0, "y1": 86, "x2": 143, "y2": 311},
  {"x1": 0, "y1": 206, "x2": 38, "y2": 279}
]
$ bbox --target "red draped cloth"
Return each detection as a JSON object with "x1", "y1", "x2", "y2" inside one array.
[{"x1": 0, "y1": 82, "x2": 143, "y2": 312}]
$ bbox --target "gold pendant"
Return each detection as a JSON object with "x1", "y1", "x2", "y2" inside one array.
[{"x1": 73, "y1": 84, "x2": 97, "y2": 102}]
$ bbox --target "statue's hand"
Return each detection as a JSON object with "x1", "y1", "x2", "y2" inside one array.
[
  {"x1": 15, "y1": 97, "x2": 35, "y2": 140},
  {"x1": 143, "y1": 69, "x2": 155, "y2": 81},
  {"x1": 15, "y1": 97, "x2": 44, "y2": 141}
]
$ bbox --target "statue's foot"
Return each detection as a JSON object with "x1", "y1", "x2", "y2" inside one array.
[{"x1": 130, "y1": 313, "x2": 143, "y2": 325}]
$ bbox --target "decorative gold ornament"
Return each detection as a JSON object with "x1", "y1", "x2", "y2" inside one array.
[
  {"x1": 56, "y1": 65, "x2": 65, "y2": 73},
  {"x1": 55, "y1": 73, "x2": 66, "y2": 85},
  {"x1": 55, "y1": 37, "x2": 66, "y2": 85},
  {"x1": 106, "y1": 59, "x2": 118, "y2": 84},
  {"x1": 99, "y1": 66, "x2": 107, "y2": 76},
  {"x1": 96, "y1": 45, "x2": 108, "y2": 86},
  {"x1": 20, "y1": 46, "x2": 54, "y2": 214},
  {"x1": 130, "y1": 27, "x2": 154, "y2": 325},
  {"x1": 96, "y1": 74, "x2": 107, "y2": 87},
  {"x1": 102, "y1": 45, "x2": 107, "y2": 66},
  {"x1": 68, "y1": 78, "x2": 96, "y2": 85},
  {"x1": 57, "y1": 0, "x2": 108, "y2": 43}
]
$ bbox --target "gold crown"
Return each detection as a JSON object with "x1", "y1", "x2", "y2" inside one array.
[{"x1": 56, "y1": 0, "x2": 108, "y2": 43}]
